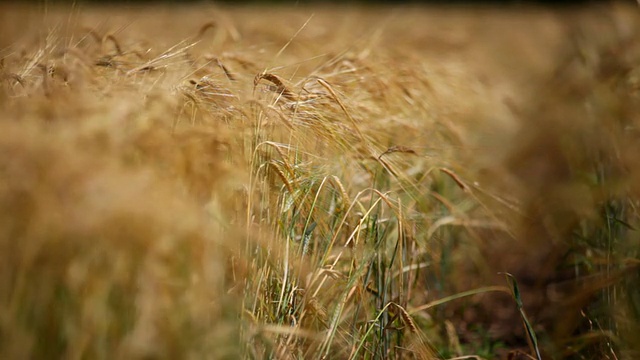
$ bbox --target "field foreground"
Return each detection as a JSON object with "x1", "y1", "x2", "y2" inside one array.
[{"x1": 1, "y1": 2, "x2": 640, "y2": 359}]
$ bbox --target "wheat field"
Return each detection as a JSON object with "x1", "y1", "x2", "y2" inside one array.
[{"x1": 1, "y1": 2, "x2": 640, "y2": 359}]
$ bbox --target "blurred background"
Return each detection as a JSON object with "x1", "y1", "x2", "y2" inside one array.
[{"x1": 0, "y1": 0, "x2": 612, "y2": 4}]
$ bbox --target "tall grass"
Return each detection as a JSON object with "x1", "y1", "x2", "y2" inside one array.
[{"x1": 1, "y1": 2, "x2": 639, "y2": 359}]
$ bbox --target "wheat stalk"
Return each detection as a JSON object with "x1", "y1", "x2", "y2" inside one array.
[{"x1": 254, "y1": 72, "x2": 298, "y2": 102}]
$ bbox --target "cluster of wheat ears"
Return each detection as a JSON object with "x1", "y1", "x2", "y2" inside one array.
[{"x1": 1, "y1": 2, "x2": 640, "y2": 359}]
